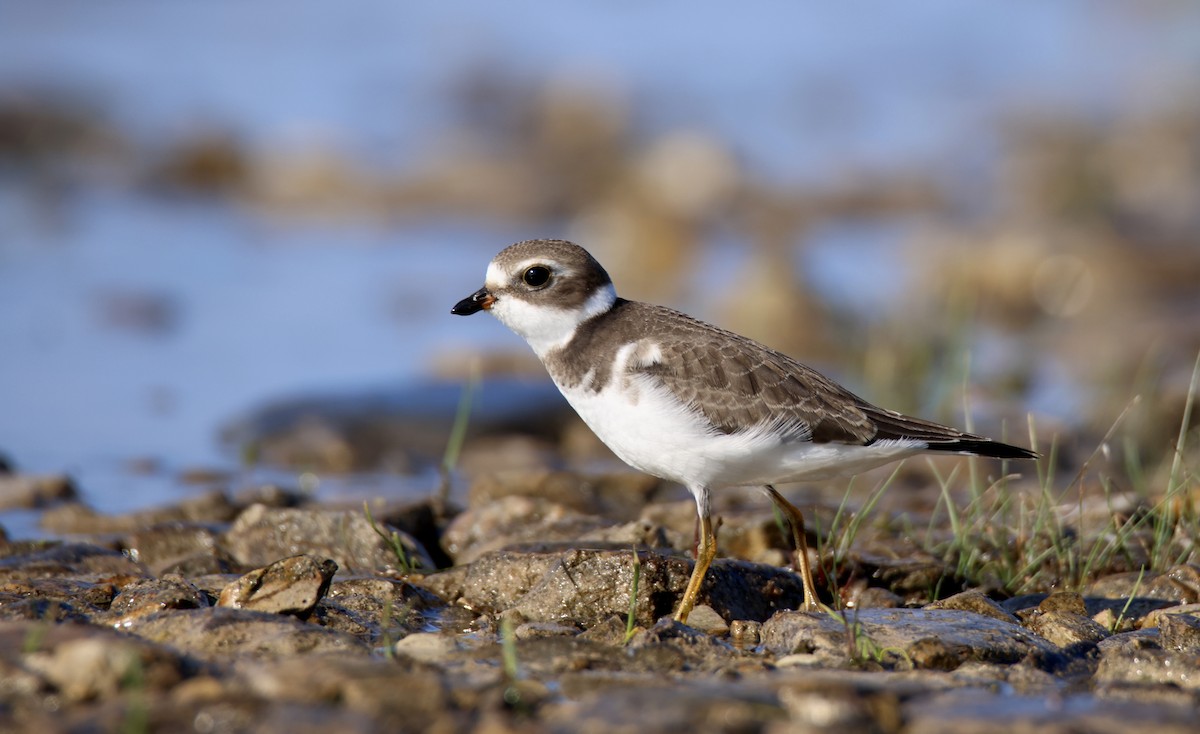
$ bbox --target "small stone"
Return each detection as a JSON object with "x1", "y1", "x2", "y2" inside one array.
[
  {"x1": 109, "y1": 576, "x2": 208, "y2": 626},
  {"x1": 927, "y1": 589, "x2": 1019, "y2": 624},
  {"x1": 1092, "y1": 607, "x2": 1126, "y2": 633},
  {"x1": 577, "y1": 615, "x2": 630, "y2": 646},
  {"x1": 729, "y1": 619, "x2": 761, "y2": 648},
  {"x1": 775, "y1": 652, "x2": 823, "y2": 667},
  {"x1": 217, "y1": 554, "x2": 337, "y2": 617},
  {"x1": 851, "y1": 586, "x2": 904, "y2": 609},
  {"x1": 908, "y1": 637, "x2": 970, "y2": 671},
  {"x1": 169, "y1": 675, "x2": 228, "y2": 705},
  {"x1": 122, "y1": 522, "x2": 224, "y2": 575},
  {"x1": 322, "y1": 576, "x2": 445, "y2": 641},
  {"x1": 515, "y1": 621, "x2": 580, "y2": 640},
  {"x1": 1158, "y1": 612, "x2": 1200, "y2": 652},
  {"x1": 1087, "y1": 569, "x2": 1200, "y2": 605},
  {"x1": 1142, "y1": 603, "x2": 1200, "y2": 631},
  {"x1": 1024, "y1": 610, "x2": 1110, "y2": 648},
  {"x1": 24, "y1": 637, "x2": 145, "y2": 702},
  {"x1": 1037, "y1": 591, "x2": 1087, "y2": 615},
  {"x1": 393, "y1": 632, "x2": 456, "y2": 663},
  {"x1": 19, "y1": 627, "x2": 186, "y2": 702},
  {"x1": 684, "y1": 605, "x2": 729, "y2": 636},
  {"x1": 1164, "y1": 565, "x2": 1200, "y2": 598}
]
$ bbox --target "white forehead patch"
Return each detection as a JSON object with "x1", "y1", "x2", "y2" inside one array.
[{"x1": 484, "y1": 259, "x2": 507, "y2": 290}]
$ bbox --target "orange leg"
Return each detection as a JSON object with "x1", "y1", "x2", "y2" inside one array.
[
  {"x1": 764, "y1": 485, "x2": 821, "y2": 612},
  {"x1": 674, "y1": 513, "x2": 716, "y2": 624}
]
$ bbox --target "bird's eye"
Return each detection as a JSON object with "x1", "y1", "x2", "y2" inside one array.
[{"x1": 522, "y1": 266, "x2": 551, "y2": 288}]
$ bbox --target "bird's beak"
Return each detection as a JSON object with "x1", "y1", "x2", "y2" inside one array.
[{"x1": 451, "y1": 287, "x2": 495, "y2": 316}]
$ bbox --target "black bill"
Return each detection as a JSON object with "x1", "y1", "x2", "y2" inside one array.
[{"x1": 451, "y1": 287, "x2": 494, "y2": 315}]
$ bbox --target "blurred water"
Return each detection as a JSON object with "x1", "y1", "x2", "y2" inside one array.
[
  {"x1": 0, "y1": 2, "x2": 1197, "y2": 525},
  {"x1": 0, "y1": 190, "x2": 517, "y2": 467},
  {"x1": 3, "y1": 2, "x2": 1195, "y2": 177}
]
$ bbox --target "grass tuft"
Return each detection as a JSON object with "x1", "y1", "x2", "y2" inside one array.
[
  {"x1": 437, "y1": 361, "x2": 480, "y2": 510},
  {"x1": 363, "y1": 501, "x2": 421, "y2": 573},
  {"x1": 624, "y1": 548, "x2": 642, "y2": 644},
  {"x1": 915, "y1": 350, "x2": 1200, "y2": 597},
  {"x1": 827, "y1": 608, "x2": 912, "y2": 669}
]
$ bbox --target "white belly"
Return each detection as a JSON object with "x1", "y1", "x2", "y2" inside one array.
[{"x1": 556, "y1": 372, "x2": 924, "y2": 490}]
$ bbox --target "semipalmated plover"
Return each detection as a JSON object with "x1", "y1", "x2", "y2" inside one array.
[{"x1": 453, "y1": 239, "x2": 1035, "y2": 623}]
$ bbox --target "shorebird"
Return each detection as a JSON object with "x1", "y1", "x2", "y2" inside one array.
[{"x1": 452, "y1": 239, "x2": 1035, "y2": 623}]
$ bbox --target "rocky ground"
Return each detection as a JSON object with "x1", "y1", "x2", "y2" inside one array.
[{"x1": 2, "y1": 460, "x2": 1199, "y2": 734}]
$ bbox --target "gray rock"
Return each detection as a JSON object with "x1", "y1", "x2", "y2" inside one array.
[
  {"x1": 1095, "y1": 630, "x2": 1200, "y2": 689},
  {"x1": 905, "y1": 688, "x2": 1200, "y2": 734},
  {"x1": 74, "y1": 696, "x2": 381, "y2": 734},
  {"x1": 0, "y1": 593, "x2": 91, "y2": 623},
  {"x1": 40, "y1": 489, "x2": 239, "y2": 534},
  {"x1": 441, "y1": 496, "x2": 614, "y2": 564},
  {"x1": 576, "y1": 615, "x2": 630, "y2": 646},
  {"x1": 0, "y1": 542, "x2": 145, "y2": 582},
  {"x1": 466, "y1": 469, "x2": 664, "y2": 520},
  {"x1": 392, "y1": 632, "x2": 457, "y2": 663},
  {"x1": 315, "y1": 576, "x2": 445, "y2": 645},
  {"x1": 685, "y1": 605, "x2": 730, "y2": 636},
  {"x1": 626, "y1": 618, "x2": 751, "y2": 673},
  {"x1": 761, "y1": 608, "x2": 1059, "y2": 667},
  {"x1": 1141, "y1": 602, "x2": 1200, "y2": 630},
  {"x1": 848, "y1": 585, "x2": 905, "y2": 609},
  {"x1": 232, "y1": 655, "x2": 450, "y2": 729},
  {"x1": 0, "y1": 473, "x2": 76, "y2": 510},
  {"x1": 223, "y1": 504, "x2": 433, "y2": 574},
  {"x1": 1004, "y1": 593, "x2": 1177, "y2": 627},
  {"x1": 515, "y1": 621, "x2": 581, "y2": 639},
  {"x1": 420, "y1": 548, "x2": 807, "y2": 628},
  {"x1": 543, "y1": 678, "x2": 786, "y2": 734},
  {"x1": 6, "y1": 621, "x2": 188, "y2": 702},
  {"x1": 108, "y1": 575, "x2": 209, "y2": 626},
  {"x1": 217, "y1": 555, "x2": 337, "y2": 617},
  {"x1": 0, "y1": 576, "x2": 118, "y2": 616},
  {"x1": 123, "y1": 607, "x2": 371, "y2": 660},
  {"x1": 1086, "y1": 566, "x2": 1200, "y2": 605},
  {"x1": 122, "y1": 522, "x2": 233, "y2": 576},
  {"x1": 1159, "y1": 611, "x2": 1200, "y2": 652}
]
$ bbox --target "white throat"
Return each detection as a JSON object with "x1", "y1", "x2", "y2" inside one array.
[{"x1": 491, "y1": 283, "x2": 616, "y2": 358}]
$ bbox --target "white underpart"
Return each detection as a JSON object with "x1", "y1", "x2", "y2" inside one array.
[{"x1": 555, "y1": 340, "x2": 929, "y2": 516}]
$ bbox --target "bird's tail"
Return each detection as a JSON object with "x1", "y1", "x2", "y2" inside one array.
[{"x1": 924, "y1": 438, "x2": 1038, "y2": 460}]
